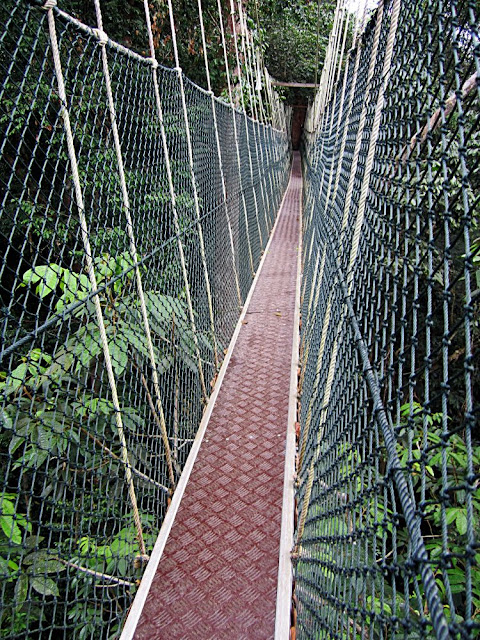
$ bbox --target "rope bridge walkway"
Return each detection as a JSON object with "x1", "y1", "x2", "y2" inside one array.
[
  {"x1": 1, "y1": 0, "x2": 480, "y2": 638},
  {"x1": 123, "y1": 152, "x2": 301, "y2": 640},
  {"x1": 0, "y1": 0, "x2": 291, "y2": 638}
]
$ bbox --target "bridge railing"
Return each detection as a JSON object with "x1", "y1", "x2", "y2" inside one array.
[
  {"x1": 0, "y1": 2, "x2": 290, "y2": 637},
  {"x1": 297, "y1": 1, "x2": 479, "y2": 638}
]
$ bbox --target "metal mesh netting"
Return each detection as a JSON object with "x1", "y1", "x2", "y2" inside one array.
[
  {"x1": 296, "y1": 0, "x2": 479, "y2": 638},
  {"x1": 0, "y1": 2, "x2": 290, "y2": 637}
]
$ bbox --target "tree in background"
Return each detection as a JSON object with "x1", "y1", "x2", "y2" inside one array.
[{"x1": 257, "y1": 0, "x2": 335, "y2": 84}]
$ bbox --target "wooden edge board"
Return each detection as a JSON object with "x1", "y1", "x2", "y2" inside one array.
[{"x1": 274, "y1": 161, "x2": 302, "y2": 640}]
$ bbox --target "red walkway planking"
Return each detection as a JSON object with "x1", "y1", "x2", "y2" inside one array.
[{"x1": 131, "y1": 152, "x2": 302, "y2": 640}]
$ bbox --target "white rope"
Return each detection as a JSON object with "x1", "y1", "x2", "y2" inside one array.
[
  {"x1": 164, "y1": 0, "x2": 220, "y2": 372},
  {"x1": 91, "y1": 4, "x2": 176, "y2": 497},
  {"x1": 298, "y1": 285, "x2": 333, "y2": 469},
  {"x1": 297, "y1": 0, "x2": 395, "y2": 551},
  {"x1": 46, "y1": 8, "x2": 147, "y2": 556},
  {"x1": 320, "y1": 27, "x2": 353, "y2": 223},
  {"x1": 346, "y1": 0, "x2": 402, "y2": 292},
  {"x1": 236, "y1": 0, "x2": 271, "y2": 237},
  {"x1": 302, "y1": 4, "x2": 386, "y2": 476},
  {"x1": 339, "y1": 0, "x2": 385, "y2": 239},
  {"x1": 216, "y1": 0, "x2": 255, "y2": 275},
  {"x1": 333, "y1": 3, "x2": 351, "y2": 98},
  {"x1": 229, "y1": 0, "x2": 264, "y2": 251},
  {"x1": 324, "y1": 1, "x2": 345, "y2": 112},
  {"x1": 329, "y1": 31, "x2": 363, "y2": 219},
  {"x1": 142, "y1": 0, "x2": 209, "y2": 401},
  {"x1": 196, "y1": 0, "x2": 242, "y2": 306}
]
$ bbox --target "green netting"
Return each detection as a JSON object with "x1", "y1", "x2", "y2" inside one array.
[
  {"x1": 296, "y1": 1, "x2": 479, "y2": 638},
  {"x1": 0, "y1": 2, "x2": 290, "y2": 637}
]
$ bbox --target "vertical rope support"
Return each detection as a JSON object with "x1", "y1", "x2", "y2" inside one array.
[
  {"x1": 229, "y1": 0, "x2": 264, "y2": 251},
  {"x1": 346, "y1": 0, "x2": 402, "y2": 292},
  {"x1": 216, "y1": 0, "x2": 255, "y2": 276},
  {"x1": 296, "y1": 1, "x2": 386, "y2": 553},
  {"x1": 296, "y1": 2, "x2": 386, "y2": 544},
  {"x1": 46, "y1": 8, "x2": 147, "y2": 556},
  {"x1": 330, "y1": 32, "x2": 363, "y2": 214},
  {"x1": 142, "y1": 2, "x2": 208, "y2": 402},
  {"x1": 334, "y1": 3, "x2": 351, "y2": 91},
  {"x1": 324, "y1": 0, "x2": 345, "y2": 110},
  {"x1": 164, "y1": 0, "x2": 220, "y2": 372},
  {"x1": 320, "y1": 33, "x2": 351, "y2": 222},
  {"x1": 196, "y1": 0, "x2": 242, "y2": 307},
  {"x1": 236, "y1": 0, "x2": 270, "y2": 238},
  {"x1": 254, "y1": 46, "x2": 267, "y2": 123},
  {"x1": 296, "y1": 323, "x2": 340, "y2": 549},
  {"x1": 92, "y1": 5, "x2": 176, "y2": 495},
  {"x1": 339, "y1": 0, "x2": 384, "y2": 239},
  {"x1": 315, "y1": 0, "x2": 341, "y2": 123},
  {"x1": 299, "y1": 242, "x2": 326, "y2": 393},
  {"x1": 251, "y1": 41, "x2": 279, "y2": 231},
  {"x1": 251, "y1": 42, "x2": 277, "y2": 232},
  {"x1": 295, "y1": 462, "x2": 315, "y2": 554}
]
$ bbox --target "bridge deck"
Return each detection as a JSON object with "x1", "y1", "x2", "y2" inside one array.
[{"x1": 125, "y1": 152, "x2": 302, "y2": 640}]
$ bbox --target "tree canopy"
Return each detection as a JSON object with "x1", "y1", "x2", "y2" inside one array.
[
  {"x1": 59, "y1": 0, "x2": 337, "y2": 102},
  {"x1": 257, "y1": 0, "x2": 336, "y2": 85}
]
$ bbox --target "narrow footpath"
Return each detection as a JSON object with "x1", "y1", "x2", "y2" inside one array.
[{"x1": 125, "y1": 152, "x2": 302, "y2": 640}]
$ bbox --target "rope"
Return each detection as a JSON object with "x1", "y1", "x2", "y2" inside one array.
[
  {"x1": 339, "y1": 0, "x2": 384, "y2": 239},
  {"x1": 196, "y1": 0, "x2": 242, "y2": 306},
  {"x1": 236, "y1": 0, "x2": 270, "y2": 238},
  {"x1": 346, "y1": 0, "x2": 402, "y2": 292},
  {"x1": 295, "y1": 0, "x2": 385, "y2": 551},
  {"x1": 229, "y1": 0, "x2": 264, "y2": 250},
  {"x1": 46, "y1": 7, "x2": 147, "y2": 556},
  {"x1": 164, "y1": 0, "x2": 220, "y2": 373},
  {"x1": 142, "y1": 0, "x2": 209, "y2": 402},
  {"x1": 92, "y1": 2, "x2": 176, "y2": 500},
  {"x1": 216, "y1": 0, "x2": 255, "y2": 275}
]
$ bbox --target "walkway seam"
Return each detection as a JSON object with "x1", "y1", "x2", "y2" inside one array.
[
  {"x1": 274, "y1": 167, "x2": 302, "y2": 640},
  {"x1": 120, "y1": 159, "x2": 294, "y2": 640}
]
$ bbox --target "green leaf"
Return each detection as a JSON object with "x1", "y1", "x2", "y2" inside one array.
[
  {"x1": 61, "y1": 270, "x2": 78, "y2": 296},
  {"x1": 0, "y1": 408, "x2": 13, "y2": 430},
  {"x1": 26, "y1": 558, "x2": 66, "y2": 575},
  {"x1": 27, "y1": 264, "x2": 63, "y2": 298},
  {"x1": 23, "y1": 550, "x2": 51, "y2": 565},
  {"x1": 74, "y1": 330, "x2": 102, "y2": 371},
  {"x1": 1, "y1": 362, "x2": 28, "y2": 396},
  {"x1": 109, "y1": 338, "x2": 129, "y2": 377},
  {"x1": 0, "y1": 512, "x2": 22, "y2": 545},
  {"x1": 14, "y1": 574, "x2": 28, "y2": 610},
  {"x1": 455, "y1": 511, "x2": 467, "y2": 536},
  {"x1": 445, "y1": 508, "x2": 458, "y2": 525},
  {"x1": 30, "y1": 575, "x2": 59, "y2": 597},
  {"x1": 0, "y1": 555, "x2": 11, "y2": 576},
  {"x1": 23, "y1": 535, "x2": 45, "y2": 551}
]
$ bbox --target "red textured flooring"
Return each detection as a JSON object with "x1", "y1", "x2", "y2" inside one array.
[{"x1": 133, "y1": 152, "x2": 302, "y2": 640}]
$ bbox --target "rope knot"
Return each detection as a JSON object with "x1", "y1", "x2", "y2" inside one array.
[
  {"x1": 92, "y1": 28, "x2": 108, "y2": 46},
  {"x1": 150, "y1": 58, "x2": 159, "y2": 70},
  {"x1": 41, "y1": 0, "x2": 57, "y2": 10}
]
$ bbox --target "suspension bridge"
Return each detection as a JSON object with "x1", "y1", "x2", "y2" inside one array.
[{"x1": 0, "y1": 0, "x2": 478, "y2": 639}]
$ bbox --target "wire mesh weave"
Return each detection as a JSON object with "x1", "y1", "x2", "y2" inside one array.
[
  {"x1": 0, "y1": 2, "x2": 290, "y2": 637},
  {"x1": 297, "y1": 1, "x2": 479, "y2": 638}
]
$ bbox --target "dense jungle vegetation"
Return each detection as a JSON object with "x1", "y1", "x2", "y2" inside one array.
[{"x1": 0, "y1": 0, "x2": 478, "y2": 639}]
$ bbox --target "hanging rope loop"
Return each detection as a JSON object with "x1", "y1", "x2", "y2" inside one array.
[{"x1": 41, "y1": 0, "x2": 57, "y2": 10}]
